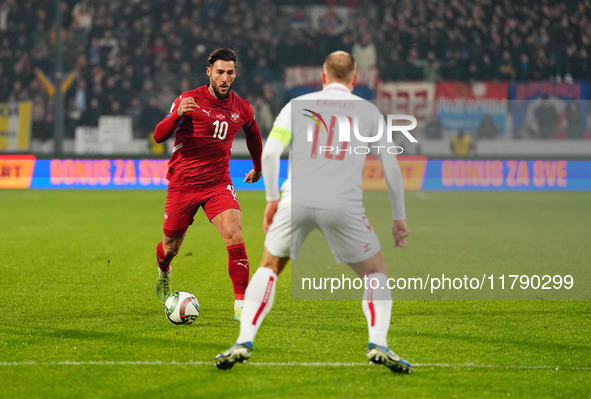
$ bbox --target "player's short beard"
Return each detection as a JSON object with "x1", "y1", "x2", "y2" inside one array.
[{"x1": 211, "y1": 81, "x2": 233, "y2": 100}]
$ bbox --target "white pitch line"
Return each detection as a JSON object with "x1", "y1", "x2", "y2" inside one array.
[{"x1": 0, "y1": 361, "x2": 589, "y2": 371}]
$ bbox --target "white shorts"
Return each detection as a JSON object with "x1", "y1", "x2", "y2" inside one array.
[{"x1": 264, "y1": 202, "x2": 381, "y2": 264}]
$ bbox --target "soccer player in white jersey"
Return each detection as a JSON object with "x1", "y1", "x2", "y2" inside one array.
[{"x1": 215, "y1": 51, "x2": 412, "y2": 373}]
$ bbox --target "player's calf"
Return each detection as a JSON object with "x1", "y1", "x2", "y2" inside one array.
[{"x1": 156, "y1": 240, "x2": 178, "y2": 304}]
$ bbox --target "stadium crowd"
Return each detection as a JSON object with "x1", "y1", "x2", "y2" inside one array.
[{"x1": 0, "y1": 0, "x2": 590, "y2": 141}]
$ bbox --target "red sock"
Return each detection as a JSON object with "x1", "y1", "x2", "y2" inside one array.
[
  {"x1": 156, "y1": 241, "x2": 175, "y2": 272},
  {"x1": 227, "y1": 243, "x2": 249, "y2": 300}
]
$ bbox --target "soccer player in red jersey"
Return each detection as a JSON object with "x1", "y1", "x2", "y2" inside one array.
[{"x1": 152, "y1": 48, "x2": 263, "y2": 321}]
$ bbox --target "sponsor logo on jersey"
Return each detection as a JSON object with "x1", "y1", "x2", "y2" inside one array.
[
  {"x1": 202, "y1": 109, "x2": 212, "y2": 117},
  {"x1": 216, "y1": 113, "x2": 225, "y2": 119}
]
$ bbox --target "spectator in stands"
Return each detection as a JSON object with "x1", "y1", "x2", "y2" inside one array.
[
  {"x1": 5, "y1": 0, "x2": 591, "y2": 150},
  {"x1": 32, "y1": 94, "x2": 50, "y2": 141},
  {"x1": 126, "y1": 96, "x2": 143, "y2": 138},
  {"x1": 415, "y1": 51, "x2": 441, "y2": 82},
  {"x1": 139, "y1": 97, "x2": 165, "y2": 140},
  {"x1": 72, "y1": 79, "x2": 87, "y2": 115},
  {"x1": 476, "y1": 115, "x2": 499, "y2": 140},
  {"x1": 533, "y1": 95, "x2": 559, "y2": 139},
  {"x1": 79, "y1": 97, "x2": 100, "y2": 126},
  {"x1": 351, "y1": 31, "x2": 377, "y2": 69},
  {"x1": 98, "y1": 29, "x2": 119, "y2": 68},
  {"x1": 571, "y1": 48, "x2": 591, "y2": 80},
  {"x1": 516, "y1": 53, "x2": 532, "y2": 81},
  {"x1": 155, "y1": 85, "x2": 176, "y2": 114},
  {"x1": 532, "y1": 49, "x2": 553, "y2": 80},
  {"x1": 478, "y1": 54, "x2": 496, "y2": 81},
  {"x1": 497, "y1": 51, "x2": 516, "y2": 80},
  {"x1": 108, "y1": 100, "x2": 123, "y2": 116},
  {"x1": 250, "y1": 96, "x2": 274, "y2": 136},
  {"x1": 424, "y1": 117, "x2": 444, "y2": 140},
  {"x1": 451, "y1": 129, "x2": 476, "y2": 157},
  {"x1": 381, "y1": 50, "x2": 404, "y2": 81},
  {"x1": 565, "y1": 102, "x2": 583, "y2": 139},
  {"x1": 0, "y1": 2, "x2": 9, "y2": 33},
  {"x1": 402, "y1": 48, "x2": 423, "y2": 81},
  {"x1": 71, "y1": 0, "x2": 93, "y2": 40}
]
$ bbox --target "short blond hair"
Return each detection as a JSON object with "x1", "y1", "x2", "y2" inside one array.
[{"x1": 323, "y1": 51, "x2": 356, "y2": 82}]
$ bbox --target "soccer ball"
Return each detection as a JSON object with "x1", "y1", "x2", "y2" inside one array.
[{"x1": 164, "y1": 291, "x2": 200, "y2": 325}]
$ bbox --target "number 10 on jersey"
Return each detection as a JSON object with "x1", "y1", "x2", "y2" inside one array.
[
  {"x1": 213, "y1": 120, "x2": 228, "y2": 140},
  {"x1": 310, "y1": 115, "x2": 350, "y2": 160}
]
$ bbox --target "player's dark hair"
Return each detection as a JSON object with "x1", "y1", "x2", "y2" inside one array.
[{"x1": 208, "y1": 48, "x2": 237, "y2": 67}]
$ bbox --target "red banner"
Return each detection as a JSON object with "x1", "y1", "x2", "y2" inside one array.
[{"x1": 435, "y1": 81, "x2": 508, "y2": 100}]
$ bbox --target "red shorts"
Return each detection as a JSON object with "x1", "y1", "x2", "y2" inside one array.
[{"x1": 163, "y1": 182, "x2": 240, "y2": 237}]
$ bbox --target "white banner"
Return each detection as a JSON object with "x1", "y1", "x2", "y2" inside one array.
[
  {"x1": 97, "y1": 116, "x2": 133, "y2": 154},
  {"x1": 74, "y1": 126, "x2": 99, "y2": 154}
]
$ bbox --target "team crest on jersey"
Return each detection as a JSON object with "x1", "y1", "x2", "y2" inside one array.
[{"x1": 230, "y1": 111, "x2": 240, "y2": 122}]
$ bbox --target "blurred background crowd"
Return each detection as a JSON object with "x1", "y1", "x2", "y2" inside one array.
[{"x1": 1, "y1": 0, "x2": 590, "y2": 141}]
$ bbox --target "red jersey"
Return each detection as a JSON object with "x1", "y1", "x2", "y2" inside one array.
[{"x1": 153, "y1": 85, "x2": 262, "y2": 187}]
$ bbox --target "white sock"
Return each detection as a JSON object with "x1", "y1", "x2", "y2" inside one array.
[
  {"x1": 361, "y1": 272, "x2": 392, "y2": 348},
  {"x1": 236, "y1": 267, "x2": 278, "y2": 344},
  {"x1": 234, "y1": 300, "x2": 243, "y2": 312}
]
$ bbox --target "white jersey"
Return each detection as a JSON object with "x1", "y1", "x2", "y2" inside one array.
[
  {"x1": 262, "y1": 82, "x2": 407, "y2": 262},
  {"x1": 271, "y1": 83, "x2": 386, "y2": 210}
]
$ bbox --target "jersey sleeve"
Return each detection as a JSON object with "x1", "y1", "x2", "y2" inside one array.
[
  {"x1": 262, "y1": 137, "x2": 285, "y2": 201},
  {"x1": 242, "y1": 102, "x2": 256, "y2": 130},
  {"x1": 370, "y1": 105, "x2": 406, "y2": 220},
  {"x1": 153, "y1": 95, "x2": 183, "y2": 143},
  {"x1": 267, "y1": 102, "x2": 292, "y2": 147}
]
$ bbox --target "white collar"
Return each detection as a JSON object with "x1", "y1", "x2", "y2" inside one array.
[{"x1": 323, "y1": 83, "x2": 351, "y2": 93}]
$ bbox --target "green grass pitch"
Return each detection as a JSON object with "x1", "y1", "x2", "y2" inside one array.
[{"x1": 0, "y1": 189, "x2": 589, "y2": 398}]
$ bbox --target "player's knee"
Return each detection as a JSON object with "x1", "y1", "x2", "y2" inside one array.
[
  {"x1": 260, "y1": 250, "x2": 289, "y2": 275},
  {"x1": 222, "y1": 227, "x2": 243, "y2": 246}
]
